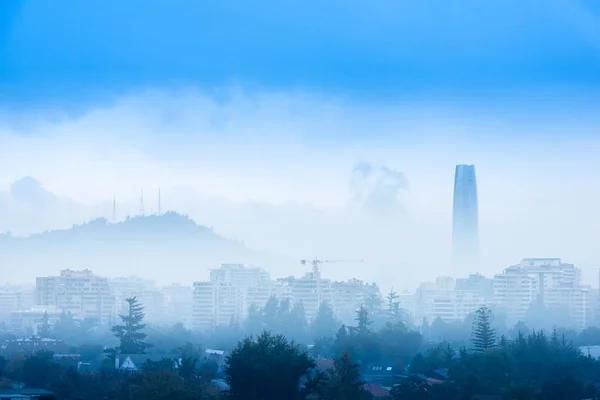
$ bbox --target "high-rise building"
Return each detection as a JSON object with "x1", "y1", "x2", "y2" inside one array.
[
  {"x1": 35, "y1": 270, "x2": 114, "y2": 324},
  {"x1": 493, "y1": 258, "x2": 588, "y2": 328},
  {"x1": 452, "y1": 164, "x2": 479, "y2": 274}
]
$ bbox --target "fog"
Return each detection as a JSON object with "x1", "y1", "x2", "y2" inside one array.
[{"x1": 1, "y1": 88, "x2": 600, "y2": 290}]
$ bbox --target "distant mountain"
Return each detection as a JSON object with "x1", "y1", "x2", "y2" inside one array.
[{"x1": 0, "y1": 212, "x2": 264, "y2": 283}]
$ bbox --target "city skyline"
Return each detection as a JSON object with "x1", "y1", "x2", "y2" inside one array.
[{"x1": 1, "y1": 0, "x2": 600, "y2": 297}]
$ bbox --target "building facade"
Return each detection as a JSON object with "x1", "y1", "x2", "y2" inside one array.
[
  {"x1": 452, "y1": 164, "x2": 479, "y2": 275},
  {"x1": 35, "y1": 270, "x2": 114, "y2": 324}
]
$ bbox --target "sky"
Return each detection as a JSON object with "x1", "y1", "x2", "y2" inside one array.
[{"x1": 0, "y1": 1, "x2": 599, "y2": 289}]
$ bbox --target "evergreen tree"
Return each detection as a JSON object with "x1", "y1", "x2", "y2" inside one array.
[
  {"x1": 386, "y1": 288, "x2": 400, "y2": 321},
  {"x1": 310, "y1": 301, "x2": 340, "y2": 340},
  {"x1": 319, "y1": 352, "x2": 369, "y2": 400},
  {"x1": 38, "y1": 311, "x2": 52, "y2": 338},
  {"x1": 246, "y1": 303, "x2": 264, "y2": 334},
  {"x1": 263, "y1": 296, "x2": 279, "y2": 328},
  {"x1": 53, "y1": 311, "x2": 77, "y2": 340},
  {"x1": 289, "y1": 300, "x2": 308, "y2": 340},
  {"x1": 353, "y1": 305, "x2": 372, "y2": 334},
  {"x1": 112, "y1": 297, "x2": 150, "y2": 354},
  {"x1": 471, "y1": 306, "x2": 497, "y2": 352}
]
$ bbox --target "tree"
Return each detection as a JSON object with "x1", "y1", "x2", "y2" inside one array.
[
  {"x1": 289, "y1": 300, "x2": 308, "y2": 341},
  {"x1": 310, "y1": 302, "x2": 340, "y2": 340},
  {"x1": 225, "y1": 331, "x2": 315, "y2": 400},
  {"x1": 353, "y1": 305, "x2": 372, "y2": 335},
  {"x1": 112, "y1": 297, "x2": 150, "y2": 354},
  {"x1": 386, "y1": 288, "x2": 400, "y2": 321},
  {"x1": 471, "y1": 306, "x2": 496, "y2": 352},
  {"x1": 54, "y1": 311, "x2": 77, "y2": 341},
  {"x1": 319, "y1": 352, "x2": 370, "y2": 400},
  {"x1": 38, "y1": 311, "x2": 52, "y2": 338},
  {"x1": 390, "y1": 376, "x2": 430, "y2": 400}
]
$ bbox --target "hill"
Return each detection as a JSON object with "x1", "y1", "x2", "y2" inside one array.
[{"x1": 0, "y1": 212, "x2": 263, "y2": 283}]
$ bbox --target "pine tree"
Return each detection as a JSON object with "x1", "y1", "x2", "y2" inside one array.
[
  {"x1": 386, "y1": 288, "x2": 400, "y2": 321},
  {"x1": 354, "y1": 305, "x2": 372, "y2": 334},
  {"x1": 289, "y1": 300, "x2": 308, "y2": 339},
  {"x1": 471, "y1": 306, "x2": 497, "y2": 352},
  {"x1": 112, "y1": 297, "x2": 150, "y2": 354},
  {"x1": 310, "y1": 301, "x2": 339, "y2": 340},
  {"x1": 38, "y1": 311, "x2": 51, "y2": 338},
  {"x1": 319, "y1": 352, "x2": 368, "y2": 400}
]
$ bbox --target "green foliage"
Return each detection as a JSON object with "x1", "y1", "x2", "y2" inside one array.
[
  {"x1": 199, "y1": 358, "x2": 219, "y2": 383},
  {"x1": 310, "y1": 301, "x2": 341, "y2": 341},
  {"x1": 471, "y1": 306, "x2": 497, "y2": 352},
  {"x1": 244, "y1": 296, "x2": 308, "y2": 341},
  {"x1": 129, "y1": 370, "x2": 203, "y2": 400},
  {"x1": 332, "y1": 308, "x2": 382, "y2": 366},
  {"x1": 390, "y1": 376, "x2": 430, "y2": 400},
  {"x1": 318, "y1": 352, "x2": 371, "y2": 400},
  {"x1": 38, "y1": 311, "x2": 52, "y2": 338},
  {"x1": 111, "y1": 297, "x2": 151, "y2": 354},
  {"x1": 142, "y1": 357, "x2": 176, "y2": 372},
  {"x1": 225, "y1": 331, "x2": 315, "y2": 400}
]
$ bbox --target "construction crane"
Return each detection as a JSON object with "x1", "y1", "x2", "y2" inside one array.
[{"x1": 300, "y1": 258, "x2": 364, "y2": 279}]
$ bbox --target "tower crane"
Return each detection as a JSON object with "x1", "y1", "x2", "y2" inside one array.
[{"x1": 300, "y1": 258, "x2": 364, "y2": 278}]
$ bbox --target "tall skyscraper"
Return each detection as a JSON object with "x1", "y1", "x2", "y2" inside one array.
[{"x1": 452, "y1": 165, "x2": 479, "y2": 274}]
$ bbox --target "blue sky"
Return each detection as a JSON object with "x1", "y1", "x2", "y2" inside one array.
[
  {"x1": 1, "y1": 0, "x2": 599, "y2": 109},
  {"x1": 1, "y1": 1, "x2": 600, "y2": 285}
]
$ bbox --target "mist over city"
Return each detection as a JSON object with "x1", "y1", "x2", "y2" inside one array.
[{"x1": 1, "y1": 1, "x2": 600, "y2": 399}]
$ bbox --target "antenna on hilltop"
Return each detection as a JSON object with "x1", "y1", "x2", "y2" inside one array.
[
  {"x1": 158, "y1": 188, "x2": 162, "y2": 216},
  {"x1": 139, "y1": 189, "x2": 145, "y2": 217},
  {"x1": 112, "y1": 193, "x2": 116, "y2": 222}
]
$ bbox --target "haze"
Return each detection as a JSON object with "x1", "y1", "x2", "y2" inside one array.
[{"x1": 1, "y1": 0, "x2": 600, "y2": 290}]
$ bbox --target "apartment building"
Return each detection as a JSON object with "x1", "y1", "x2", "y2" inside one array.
[
  {"x1": 191, "y1": 263, "x2": 382, "y2": 329},
  {"x1": 162, "y1": 284, "x2": 193, "y2": 327},
  {"x1": 9, "y1": 305, "x2": 62, "y2": 333},
  {"x1": 0, "y1": 284, "x2": 34, "y2": 323},
  {"x1": 415, "y1": 277, "x2": 486, "y2": 322},
  {"x1": 493, "y1": 258, "x2": 588, "y2": 328},
  {"x1": 35, "y1": 270, "x2": 114, "y2": 324},
  {"x1": 192, "y1": 281, "x2": 245, "y2": 329}
]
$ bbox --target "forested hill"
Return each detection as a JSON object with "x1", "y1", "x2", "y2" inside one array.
[{"x1": 0, "y1": 212, "x2": 263, "y2": 282}]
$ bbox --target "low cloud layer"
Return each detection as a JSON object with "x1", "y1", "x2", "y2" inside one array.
[
  {"x1": 0, "y1": 88, "x2": 599, "y2": 289},
  {"x1": 350, "y1": 161, "x2": 408, "y2": 218}
]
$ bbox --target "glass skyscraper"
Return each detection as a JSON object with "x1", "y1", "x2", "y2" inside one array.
[{"x1": 452, "y1": 165, "x2": 479, "y2": 274}]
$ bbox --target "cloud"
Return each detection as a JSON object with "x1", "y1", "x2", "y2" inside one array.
[
  {"x1": 349, "y1": 161, "x2": 408, "y2": 218},
  {"x1": 1, "y1": 0, "x2": 600, "y2": 111}
]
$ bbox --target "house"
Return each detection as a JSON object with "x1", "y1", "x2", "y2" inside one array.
[
  {"x1": 205, "y1": 349, "x2": 228, "y2": 371},
  {"x1": 362, "y1": 360, "x2": 404, "y2": 386},
  {"x1": 114, "y1": 354, "x2": 182, "y2": 372},
  {"x1": 363, "y1": 383, "x2": 391, "y2": 399}
]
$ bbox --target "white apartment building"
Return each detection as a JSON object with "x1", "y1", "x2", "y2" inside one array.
[
  {"x1": 192, "y1": 281, "x2": 245, "y2": 329},
  {"x1": 191, "y1": 264, "x2": 382, "y2": 329},
  {"x1": 192, "y1": 264, "x2": 272, "y2": 329},
  {"x1": 415, "y1": 277, "x2": 486, "y2": 322},
  {"x1": 9, "y1": 305, "x2": 62, "y2": 334},
  {"x1": 109, "y1": 276, "x2": 154, "y2": 312},
  {"x1": 493, "y1": 258, "x2": 588, "y2": 328},
  {"x1": 330, "y1": 279, "x2": 381, "y2": 323},
  {"x1": 210, "y1": 264, "x2": 270, "y2": 286},
  {"x1": 35, "y1": 270, "x2": 114, "y2": 324},
  {"x1": 162, "y1": 284, "x2": 193, "y2": 327},
  {"x1": 0, "y1": 284, "x2": 34, "y2": 323}
]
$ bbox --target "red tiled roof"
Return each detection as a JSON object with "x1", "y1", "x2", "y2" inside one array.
[{"x1": 363, "y1": 383, "x2": 390, "y2": 398}]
